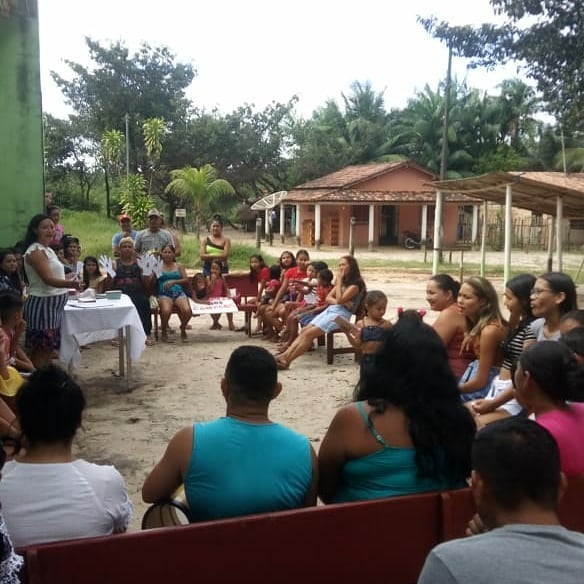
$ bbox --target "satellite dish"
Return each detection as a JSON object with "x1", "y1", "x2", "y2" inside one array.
[{"x1": 251, "y1": 190, "x2": 288, "y2": 210}]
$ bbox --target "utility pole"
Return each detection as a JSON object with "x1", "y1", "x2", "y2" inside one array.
[
  {"x1": 433, "y1": 44, "x2": 452, "y2": 274},
  {"x1": 439, "y1": 46, "x2": 452, "y2": 182}
]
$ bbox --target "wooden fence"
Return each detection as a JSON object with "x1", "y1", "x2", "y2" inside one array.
[{"x1": 458, "y1": 219, "x2": 583, "y2": 251}]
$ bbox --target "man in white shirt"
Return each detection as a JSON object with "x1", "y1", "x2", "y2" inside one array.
[{"x1": 418, "y1": 418, "x2": 584, "y2": 584}]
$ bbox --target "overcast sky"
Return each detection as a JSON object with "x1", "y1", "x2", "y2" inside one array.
[{"x1": 38, "y1": 0, "x2": 521, "y2": 119}]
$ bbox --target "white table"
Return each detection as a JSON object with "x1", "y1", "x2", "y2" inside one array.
[{"x1": 60, "y1": 294, "x2": 146, "y2": 390}]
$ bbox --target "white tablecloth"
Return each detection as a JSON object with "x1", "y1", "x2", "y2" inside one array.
[{"x1": 60, "y1": 294, "x2": 146, "y2": 367}]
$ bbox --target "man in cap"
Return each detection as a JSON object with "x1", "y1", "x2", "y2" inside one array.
[
  {"x1": 134, "y1": 209, "x2": 173, "y2": 256},
  {"x1": 112, "y1": 214, "x2": 138, "y2": 258}
]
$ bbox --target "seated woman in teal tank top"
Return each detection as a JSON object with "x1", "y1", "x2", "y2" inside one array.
[
  {"x1": 156, "y1": 244, "x2": 192, "y2": 342},
  {"x1": 318, "y1": 318, "x2": 476, "y2": 503},
  {"x1": 142, "y1": 346, "x2": 317, "y2": 521}
]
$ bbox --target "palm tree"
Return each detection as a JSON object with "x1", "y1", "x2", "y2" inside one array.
[
  {"x1": 497, "y1": 79, "x2": 540, "y2": 152},
  {"x1": 165, "y1": 164, "x2": 235, "y2": 236}
]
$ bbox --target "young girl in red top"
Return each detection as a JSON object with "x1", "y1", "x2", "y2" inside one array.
[
  {"x1": 264, "y1": 249, "x2": 310, "y2": 340},
  {"x1": 207, "y1": 260, "x2": 234, "y2": 331},
  {"x1": 277, "y1": 267, "x2": 334, "y2": 353}
]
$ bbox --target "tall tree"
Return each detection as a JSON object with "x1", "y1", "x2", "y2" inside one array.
[
  {"x1": 497, "y1": 79, "x2": 539, "y2": 151},
  {"x1": 289, "y1": 81, "x2": 394, "y2": 183},
  {"x1": 43, "y1": 114, "x2": 99, "y2": 205},
  {"x1": 419, "y1": 2, "x2": 584, "y2": 125},
  {"x1": 52, "y1": 38, "x2": 195, "y2": 170}
]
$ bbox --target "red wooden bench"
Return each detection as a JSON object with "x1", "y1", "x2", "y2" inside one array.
[
  {"x1": 440, "y1": 475, "x2": 584, "y2": 541},
  {"x1": 224, "y1": 273, "x2": 261, "y2": 337},
  {"x1": 22, "y1": 493, "x2": 441, "y2": 584}
]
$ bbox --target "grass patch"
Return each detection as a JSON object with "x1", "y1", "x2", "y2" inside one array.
[
  {"x1": 60, "y1": 210, "x2": 584, "y2": 283},
  {"x1": 62, "y1": 210, "x2": 278, "y2": 270}
]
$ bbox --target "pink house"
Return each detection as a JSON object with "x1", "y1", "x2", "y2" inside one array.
[{"x1": 282, "y1": 161, "x2": 479, "y2": 248}]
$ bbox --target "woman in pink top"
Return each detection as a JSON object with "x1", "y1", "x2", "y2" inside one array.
[
  {"x1": 426, "y1": 274, "x2": 473, "y2": 379},
  {"x1": 514, "y1": 341, "x2": 584, "y2": 476}
]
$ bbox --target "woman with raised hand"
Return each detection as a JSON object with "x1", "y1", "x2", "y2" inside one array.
[
  {"x1": 0, "y1": 364, "x2": 133, "y2": 547},
  {"x1": 457, "y1": 276, "x2": 508, "y2": 402},
  {"x1": 318, "y1": 317, "x2": 475, "y2": 503},
  {"x1": 22, "y1": 215, "x2": 82, "y2": 368},
  {"x1": 275, "y1": 255, "x2": 366, "y2": 370},
  {"x1": 426, "y1": 273, "x2": 474, "y2": 379}
]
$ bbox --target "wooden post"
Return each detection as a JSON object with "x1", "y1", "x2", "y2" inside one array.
[
  {"x1": 255, "y1": 217, "x2": 262, "y2": 250},
  {"x1": 546, "y1": 216, "x2": 554, "y2": 272},
  {"x1": 349, "y1": 217, "x2": 356, "y2": 256}
]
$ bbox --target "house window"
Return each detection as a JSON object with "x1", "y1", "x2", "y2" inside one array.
[
  {"x1": 570, "y1": 219, "x2": 584, "y2": 230},
  {"x1": 351, "y1": 205, "x2": 369, "y2": 222}
]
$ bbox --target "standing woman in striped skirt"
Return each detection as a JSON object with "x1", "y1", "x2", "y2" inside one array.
[{"x1": 22, "y1": 215, "x2": 82, "y2": 368}]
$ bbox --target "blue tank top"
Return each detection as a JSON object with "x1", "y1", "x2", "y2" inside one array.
[
  {"x1": 157, "y1": 269, "x2": 184, "y2": 297},
  {"x1": 331, "y1": 402, "x2": 453, "y2": 503},
  {"x1": 184, "y1": 417, "x2": 312, "y2": 521},
  {"x1": 361, "y1": 324, "x2": 386, "y2": 342}
]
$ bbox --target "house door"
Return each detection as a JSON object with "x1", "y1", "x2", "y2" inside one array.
[
  {"x1": 301, "y1": 220, "x2": 315, "y2": 246},
  {"x1": 379, "y1": 205, "x2": 398, "y2": 245}
]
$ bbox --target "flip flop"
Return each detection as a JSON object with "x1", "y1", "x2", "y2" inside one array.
[{"x1": 276, "y1": 359, "x2": 289, "y2": 370}]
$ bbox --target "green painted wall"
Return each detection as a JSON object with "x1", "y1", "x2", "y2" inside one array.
[{"x1": 0, "y1": 1, "x2": 44, "y2": 247}]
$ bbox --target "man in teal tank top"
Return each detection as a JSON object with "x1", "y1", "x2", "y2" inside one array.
[{"x1": 142, "y1": 346, "x2": 317, "y2": 521}]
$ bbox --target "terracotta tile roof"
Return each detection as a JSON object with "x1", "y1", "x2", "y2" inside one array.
[
  {"x1": 509, "y1": 171, "x2": 584, "y2": 193},
  {"x1": 285, "y1": 189, "x2": 479, "y2": 204},
  {"x1": 295, "y1": 161, "x2": 435, "y2": 190}
]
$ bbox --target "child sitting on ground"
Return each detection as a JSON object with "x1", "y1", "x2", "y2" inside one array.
[
  {"x1": 207, "y1": 260, "x2": 234, "y2": 331},
  {"x1": 335, "y1": 290, "x2": 392, "y2": 390}
]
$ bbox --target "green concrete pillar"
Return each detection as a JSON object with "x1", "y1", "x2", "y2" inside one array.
[{"x1": 0, "y1": 0, "x2": 44, "y2": 247}]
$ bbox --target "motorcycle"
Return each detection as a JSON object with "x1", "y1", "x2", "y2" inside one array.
[{"x1": 403, "y1": 230, "x2": 432, "y2": 250}]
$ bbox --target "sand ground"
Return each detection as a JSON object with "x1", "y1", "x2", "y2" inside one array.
[
  {"x1": 68, "y1": 265, "x2": 490, "y2": 532},
  {"x1": 69, "y1": 236, "x2": 583, "y2": 532}
]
